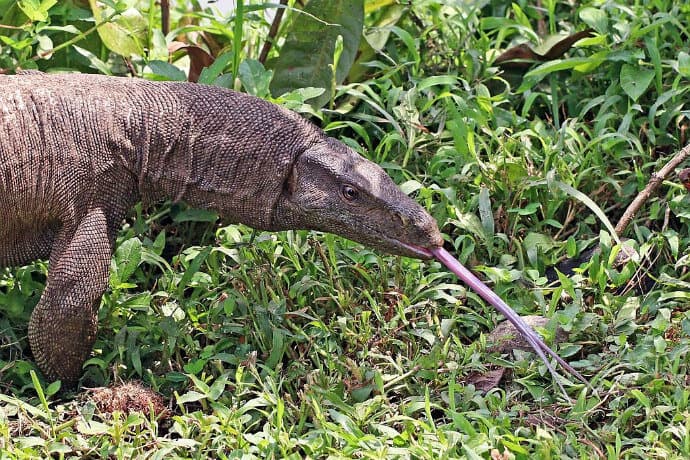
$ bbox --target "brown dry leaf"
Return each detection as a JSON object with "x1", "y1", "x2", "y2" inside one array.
[
  {"x1": 466, "y1": 367, "x2": 505, "y2": 393},
  {"x1": 168, "y1": 41, "x2": 215, "y2": 82},
  {"x1": 679, "y1": 168, "x2": 690, "y2": 191},
  {"x1": 495, "y1": 30, "x2": 594, "y2": 71},
  {"x1": 490, "y1": 448, "x2": 511, "y2": 460}
]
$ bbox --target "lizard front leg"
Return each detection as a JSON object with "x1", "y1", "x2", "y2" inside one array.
[{"x1": 28, "y1": 208, "x2": 112, "y2": 384}]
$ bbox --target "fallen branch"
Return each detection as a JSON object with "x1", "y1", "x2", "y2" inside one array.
[{"x1": 615, "y1": 142, "x2": 690, "y2": 235}]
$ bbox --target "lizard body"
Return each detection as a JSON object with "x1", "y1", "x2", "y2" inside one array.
[{"x1": 0, "y1": 73, "x2": 442, "y2": 383}]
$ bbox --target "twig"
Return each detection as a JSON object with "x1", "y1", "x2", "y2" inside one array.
[
  {"x1": 161, "y1": 0, "x2": 170, "y2": 36},
  {"x1": 30, "y1": 11, "x2": 119, "y2": 61},
  {"x1": 259, "y1": 0, "x2": 288, "y2": 64},
  {"x1": 614, "y1": 142, "x2": 690, "y2": 235},
  {"x1": 0, "y1": 23, "x2": 27, "y2": 30},
  {"x1": 124, "y1": 58, "x2": 137, "y2": 77},
  {"x1": 553, "y1": 201, "x2": 575, "y2": 240}
]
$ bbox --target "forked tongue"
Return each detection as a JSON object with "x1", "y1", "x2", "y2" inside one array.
[{"x1": 430, "y1": 247, "x2": 588, "y2": 396}]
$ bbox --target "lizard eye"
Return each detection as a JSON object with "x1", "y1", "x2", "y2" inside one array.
[{"x1": 341, "y1": 184, "x2": 359, "y2": 202}]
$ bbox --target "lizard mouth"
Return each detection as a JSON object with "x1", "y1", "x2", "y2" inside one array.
[
  {"x1": 357, "y1": 219, "x2": 441, "y2": 259},
  {"x1": 391, "y1": 239, "x2": 435, "y2": 259}
]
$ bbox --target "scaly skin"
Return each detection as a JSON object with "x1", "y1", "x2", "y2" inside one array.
[{"x1": 0, "y1": 73, "x2": 442, "y2": 383}]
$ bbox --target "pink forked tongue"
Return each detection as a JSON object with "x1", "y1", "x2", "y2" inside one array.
[{"x1": 431, "y1": 247, "x2": 588, "y2": 396}]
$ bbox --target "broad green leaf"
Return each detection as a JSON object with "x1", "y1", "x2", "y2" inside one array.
[
  {"x1": 348, "y1": 3, "x2": 405, "y2": 82},
  {"x1": 449, "y1": 213, "x2": 486, "y2": 242},
  {"x1": 264, "y1": 329, "x2": 286, "y2": 369},
  {"x1": 677, "y1": 51, "x2": 690, "y2": 77},
  {"x1": 183, "y1": 359, "x2": 206, "y2": 375},
  {"x1": 18, "y1": 0, "x2": 56, "y2": 22},
  {"x1": 365, "y1": 0, "x2": 396, "y2": 13},
  {"x1": 579, "y1": 7, "x2": 607, "y2": 34},
  {"x1": 176, "y1": 246, "x2": 211, "y2": 295},
  {"x1": 0, "y1": 394, "x2": 50, "y2": 420},
  {"x1": 364, "y1": 3, "x2": 404, "y2": 50},
  {"x1": 524, "y1": 57, "x2": 601, "y2": 78},
  {"x1": 172, "y1": 208, "x2": 218, "y2": 223},
  {"x1": 269, "y1": 0, "x2": 364, "y2": 108},
  {"x1": 76, "y1": 420, "x2": 110, "y2": 435},
  {"x1": 417, "y1": 75, "x2": 458, "y2": 91},
  {"x1": 149, "y1": 28, "x2": 168, "y2": 61},
  {"x1": 35, "y1": 34, "x2": 52, "y2": 58},
  {"x1": 147, "y1": 60, "x2": 187, "y2": 81},
  {"x1": 523, "y1": 232, "x2": 557, "y2": 266},
  {"x1": 389, "y1": 26, "x2": 419, "y2": 63},
  {"x1": 88, "y1": 1, "x2": 147, "y2": 58},
  {"x1": 111, "y1": 237, "x2": 142, "y2": 286},
  {"x1": 630, "y1": 389, "x2": 650, "y2": 409},
  {"x1": 478, "y1": 186, "x2": 494, "y2": 238},
  {"x1": 0, "y1": 35, "x2": 34, "y2": 51},
  {"x1": 508, "y1": 202, "x2": 540, "y2": 216},
  {"x1": 575, "y1": 34, "x2": 607, "y2": 47},
  {"x1": 606, "y1": 49, "x2": 645, "y2": 62},
  {"x1": 41, "y1": 24, "x2": 81, "y2": 34},
  {"x1": 207, "y1": 373, "x2": 229, "y2": 401},
  {"x1": 238, "y1": 59, "x2": 273, "y2": 97},
  {"x1": 73, "y1": 45, "x2": 112, "y2": 75},
  {"x1": 176, "y1": 390, "x2": 207, "y2": 404},
  {"x1": 197, "y1": 52, "x2": 234, "y2": 85},
  {"x1": 620, "y1": 63, "x2": 654, "y2": 101},
  {"x1": 519, "y1": 55, "x2": 606, "y2": 91}
]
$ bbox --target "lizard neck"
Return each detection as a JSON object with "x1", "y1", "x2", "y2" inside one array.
[{"x1": 136, "y1": 82, "x2": 319, "y2": 230}]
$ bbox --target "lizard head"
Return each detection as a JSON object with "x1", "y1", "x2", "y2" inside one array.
[{"x1": 272, "y1": 138, "x2": 443, "y2": 259}]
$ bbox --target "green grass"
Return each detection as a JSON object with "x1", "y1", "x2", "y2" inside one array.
[{"x1": 2, "y1": 0, "x2": 690, "y2": 458}]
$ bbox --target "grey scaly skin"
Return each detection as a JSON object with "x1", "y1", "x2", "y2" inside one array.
[{"x1": 0, "y1": 72, "x2": 443, "y2": 383}]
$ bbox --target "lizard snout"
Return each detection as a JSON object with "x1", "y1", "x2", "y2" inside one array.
[{"x1": 392, "y1": 204, "x2": 444, "y2": 251}]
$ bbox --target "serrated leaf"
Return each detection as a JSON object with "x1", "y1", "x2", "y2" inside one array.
[{"x1": 620, "y1": 63, "x2": 654, "y2": 101}]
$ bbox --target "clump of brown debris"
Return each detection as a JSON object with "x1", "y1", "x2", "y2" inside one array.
[{"x1": 83, "y1": 381, "x2": 168, "y2": 418}]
